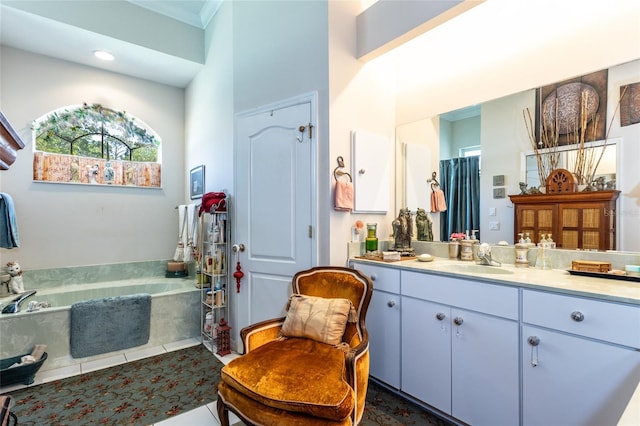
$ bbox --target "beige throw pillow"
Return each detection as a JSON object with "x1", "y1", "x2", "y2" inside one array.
[{"x1": 281, "y1": 294, "x2": 355, "y2": 346}]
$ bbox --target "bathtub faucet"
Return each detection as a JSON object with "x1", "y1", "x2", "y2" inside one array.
[{"x1": 1, "y1": 290, "x2": 37, "y2": 314}]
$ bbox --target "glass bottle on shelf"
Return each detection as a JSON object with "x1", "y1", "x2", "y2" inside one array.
[{"x1": 365, "y1": 223, "x2": 378, "y2": 255}]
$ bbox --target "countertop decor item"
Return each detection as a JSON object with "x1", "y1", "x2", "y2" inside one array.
[
  {"x1": 365, "y1": 223, "x2": 378, "y2": 256},
  {"x1": 417, "y1": 253, "x2": 434, "y2": 262},
  {"x1": 567, "y1": 269, "x2": 640, "y2": 283}
]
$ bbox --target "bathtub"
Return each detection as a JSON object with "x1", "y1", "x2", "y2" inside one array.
[{"x1": 0, "y1": 261, "x2": 201, "y2": 372}]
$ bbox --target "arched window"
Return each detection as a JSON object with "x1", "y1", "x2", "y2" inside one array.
[{"x1": 32, "y1": 103, "x2": 161, "y2": 187}]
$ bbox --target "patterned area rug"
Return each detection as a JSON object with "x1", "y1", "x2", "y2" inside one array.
[
  {"x1": 2, "y1": 344, "x2": 454, "y2": 425},
  {"x1": 3, "y1": 345, "x2": 220, "y2": 425},
  {"x1": 363, "y1": 381, "x2": 455, "y2": 426}
]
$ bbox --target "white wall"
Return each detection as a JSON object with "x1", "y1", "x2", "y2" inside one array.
[
  {"x1": 480, "y1": 90, "x2": 533, "y2": 244},
  {"x1": 0, "y1": 46, "x2": 185, "y2": 269},
  {"x1": 230, "y1": 0, "x2": 330, "y2": 266},
  {"x1": 185, "y1": 1, "x2": 234, "y2": 196},
  {"x1": 395, "y1": 117, "x2": 440, "y2": 241},
  {"x1": 328, "y1": 0, "x2": 397, "y2": 265},
  {"x1": 602, "y1": 60, "x2": 640, "y2": 252},
  {"x1": 451, "y1": 116, "x2": 480, "y2": 157}
]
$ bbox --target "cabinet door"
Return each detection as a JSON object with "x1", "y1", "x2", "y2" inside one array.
[
  {"x1": 451, "y1": 308, "x2": 519, "y2": 426},
  {"x1": 515, "y1": 204, "x2": 556, "y2": 243},
  {"x1": 401, "y1": 296, "x2": 452, "y2": 413},
  {"x1": 558, "y1": 202, "x2": 611, "y2": 250},
  {"x1": 522, "y1": 325, "x2": 640, "y2": 426},
  {"x1": 368, "y1": 289, "x2": 401, "y2": 388}
]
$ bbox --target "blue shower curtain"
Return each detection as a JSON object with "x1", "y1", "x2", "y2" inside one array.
[{"x1": 439, "y1": 156, "x2": 480, "y2": 241}]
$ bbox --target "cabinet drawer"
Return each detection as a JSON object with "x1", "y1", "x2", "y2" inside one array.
[
  {"x1": 352, "y1": 263, "x2": 400, "y2": 294},
  {"x1": 401, "y1": 270, "x2": 518, "y2": 320},
  {"x1": 522, "y1": 290, "x2": 640, "y2": 348}
]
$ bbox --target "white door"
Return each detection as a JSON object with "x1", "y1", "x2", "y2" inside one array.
[{"x1": 233, "y1": 95, "x2": 316, "y2": 350}]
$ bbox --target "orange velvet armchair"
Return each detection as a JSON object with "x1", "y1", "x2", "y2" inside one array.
[{"x1": 217, "y1": 266, "x2": 373, "y2": 425}]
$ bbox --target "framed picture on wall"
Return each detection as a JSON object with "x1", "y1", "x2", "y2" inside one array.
[{"x1": 190, "y1": 165, "x2": 205, "y2": 199}]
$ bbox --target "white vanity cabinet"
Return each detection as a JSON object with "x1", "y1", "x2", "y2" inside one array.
[
  {"x1": 522, "y1": 290, "x2": 640, "y2": 426},
  {"x1": 401, "y1": 270, "x2": 520, "y2": 426},
  {"x1": 353, "y1": 263, "x2": 401, "y2": 389}
]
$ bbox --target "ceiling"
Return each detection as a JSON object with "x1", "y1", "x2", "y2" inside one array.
[
  {"x1": 128, "y1": 0, "x2": 220, "y2": 28},
  {"x1": 0, "y1": 0, "x2": 221, "y2": 88},
  {"x1": 2, "y1": 0, "x2": 639, "y2": 104}
]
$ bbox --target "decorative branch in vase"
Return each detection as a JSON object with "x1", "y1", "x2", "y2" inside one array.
[
  {"x1": 576, "y1": 85, "x2": 627, "y2": 189},
  {"x1": 524, "y1": 84, "x2": 627, "y2": 192},
  {"x1": 523, "y1": 101, "x2": 560, "y2": 188}
]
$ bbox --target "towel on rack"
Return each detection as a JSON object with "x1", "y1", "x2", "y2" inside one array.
[
  {"x1": 0, "y1": 193, "x2": 20, "y2": 249},
  {"x1": 334, "y1": 180, "x2": 354, "y2": 211},
  {"x1": 430, "y1": 189, "x2": 447, "y2": 213},
  {"x1": 183, "y1": 203, "x2": 198, "y2": 262},
  {"x1": 174, "y1": 205, "x2": 188, "y2": 261}
]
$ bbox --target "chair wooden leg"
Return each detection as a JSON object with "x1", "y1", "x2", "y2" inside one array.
[{"x1": 217, "y1": 396, "x2": 230, "y2": 426}]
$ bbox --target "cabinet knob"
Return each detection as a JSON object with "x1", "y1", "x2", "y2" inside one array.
[
  {"x1": 528, "y1": 336, "x2": 540, "y2": 346},
  {"x1": 370, "y1": 274, "x2": 376, "y2": 281},
  {"x1": 570, "y1": 311, "x2": 584, "y2": 322},
  {"x1": 453, "y1": 317, "x2": 464, "y2": 326},
  {"x1": 387, "y1": 300, "x2": 396, "y2": 308},
  {"x1": 436, "y1": 312, "x2": 446, "y2": 321}
]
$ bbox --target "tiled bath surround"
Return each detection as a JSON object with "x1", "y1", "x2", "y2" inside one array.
[{"x1": 0, "y1": 261, "x2": 200, "y2": 372}]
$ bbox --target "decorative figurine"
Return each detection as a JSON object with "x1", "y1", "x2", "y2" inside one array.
[
  {"x1": 5, "y1": 261, "x2": 25, "y2": 294},
  {"x1": 88, "y1": 163, "x2": 99, "y2": 184},
  {"x1": 104, "y1": 161, "x2": 115, "y2": 184},
  {"x1": 415, "y1": 208, "x2": 433, "y2": 241},
  {"x1": 392, "y1": 208, "x2": 414, "y2": 254},
  {"x1": 594, "y1": 176, "x2": 605, "y2": 191},
  {"x1": 519, "y1": 182, "x2": 528, "y2": 195}
]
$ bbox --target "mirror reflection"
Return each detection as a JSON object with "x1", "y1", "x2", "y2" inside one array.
[{"x1": 398, "y1": 59, "x2": 640, "y2": 252}]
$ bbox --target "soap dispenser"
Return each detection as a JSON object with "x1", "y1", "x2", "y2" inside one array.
[
  {"x1": 536, "y1": 234, "x2": 550, "y2": 270},
  {"x1": 515, "y1": 231, "x2": 529, "y2": 267},
  {"x1": 460, "y1": 230, "x2": 478, "y2": 261}
]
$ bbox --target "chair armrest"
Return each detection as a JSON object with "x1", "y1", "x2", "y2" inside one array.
[
  {"x1": 240, "y1": 317, "x2": 286, "y2": 354},
  {"x1": 344, "y1": 329, "x2": 370, "y2": 425},
  {"x1": 344, "y1": 329, "x2": 369, "y2": 386}
]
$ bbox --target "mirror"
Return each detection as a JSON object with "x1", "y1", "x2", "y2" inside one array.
[
  {"x1": 522, "y1": 140, "x2": 618, "y2": 190},
  {"x1": 397, "y1": 58, "x2": 640, "y2": 252}
]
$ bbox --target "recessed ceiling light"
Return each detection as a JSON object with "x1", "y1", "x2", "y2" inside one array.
[{"x1": 94, "y1": 50, "x2": 115, "y2": 61}]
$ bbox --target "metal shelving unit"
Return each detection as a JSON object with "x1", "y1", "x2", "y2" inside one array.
[{"x1": 199, "y1": 196, "x2": 230, "y2": 354}]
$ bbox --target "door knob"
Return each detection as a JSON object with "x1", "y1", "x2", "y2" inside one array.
[{"x1": 232, "y1": 244, "x2": 245, "y2": 253}]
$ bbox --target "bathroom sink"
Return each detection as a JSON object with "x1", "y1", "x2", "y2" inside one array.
[{"x1": 439, "y1": 264, "x2": 514, "y2": 275}]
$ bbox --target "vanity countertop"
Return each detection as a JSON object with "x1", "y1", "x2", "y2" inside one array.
[{"x1": 350, "y1": 257, "x2": 640, "y2": 305}]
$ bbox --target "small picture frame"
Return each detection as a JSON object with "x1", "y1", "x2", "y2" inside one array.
[
  {"x1": 493, "y1": 188, "x2": 505, "y2": 199},
  {"x1": 493, "y1": 175, "x2": 505, "y2": 186},
  {"x1": 190, "y1": 165, "x2": 205, "y2": 199}
]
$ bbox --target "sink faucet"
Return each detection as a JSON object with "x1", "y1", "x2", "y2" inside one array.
[
  {"x1": 1, "y1": 290, "x2": 37, "y2": 314},
  {"x1": 476, "y1": 243, "x2": 502, "y2": 267}
]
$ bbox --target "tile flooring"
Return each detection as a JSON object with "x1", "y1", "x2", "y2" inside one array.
[{"x1": 0, "y1": 337, "x2": 242, "y2": 426}]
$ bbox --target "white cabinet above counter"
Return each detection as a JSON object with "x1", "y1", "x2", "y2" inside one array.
[{"x1": 350, "y1": 258, "x2": 640, "y2": 426}]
